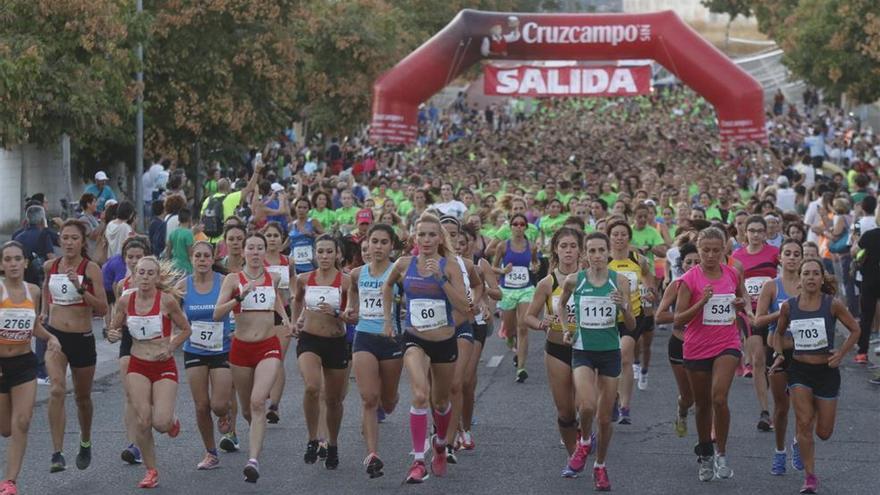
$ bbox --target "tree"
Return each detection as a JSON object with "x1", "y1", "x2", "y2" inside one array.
[
  {"x1": 750, "y1": 0, "x2": 880, "y2": 104},
  {"x1": 0, "y1": 0, "x2": 139, "y2": 149},
  {"x1": 700, "y1": 0, "x2": 752, "y2": 50}
]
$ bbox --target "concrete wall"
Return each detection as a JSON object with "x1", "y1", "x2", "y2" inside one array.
[{"x1": 0, "y1": 143, "x2": 84, "y2": 232}]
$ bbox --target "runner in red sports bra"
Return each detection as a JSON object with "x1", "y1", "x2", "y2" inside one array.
[
  {"x1": 107, "y1": 256, "x2": 191, "y2": 489},
  {"x1": 263, "y1": 222, "x2": 294, "y2": 424}
]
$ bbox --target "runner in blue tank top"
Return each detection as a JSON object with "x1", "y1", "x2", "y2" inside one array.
[
  {"x1": 755, "y1": 238, "x2": 803, "y2": 476},
  {"x1": 492, "y1": 213, "x2": 538, "y2": 383},
  {"x1": 770, "y1": 258, "x2": 860, "y2": 495},
  {"x1": 381, "y1": 213, "x2": 468, "y2": 484},
  {"x1": 289, "y1": 198, "x2": 323, "y2": 274},
  {"x1": 345, "y1": 225, "x2": 404, "y2": 479},
  {"x1": 179, "y1": 241, "x2": 234, "y2": 471}
]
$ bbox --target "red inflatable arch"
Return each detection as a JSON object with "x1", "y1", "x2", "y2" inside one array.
[{"x1": 371, "y1": 9, "x2": 766, "y2": 145}]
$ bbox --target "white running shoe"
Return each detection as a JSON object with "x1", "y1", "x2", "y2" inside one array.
[
  {"x1": 698, "y1": 456, "x2": 714, "y2": 482},
  {"x1": 632, "y1": 363, "x2": 641, "y2": 381},
  {"x1": 637, "y1": 371, "x2": 648, "y2": 390},
  {"x1": 714, "y1": 454, "x2": 733, "y2": 479}
]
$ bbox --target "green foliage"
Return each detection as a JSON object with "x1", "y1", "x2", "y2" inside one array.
[{"x1": 700, "y1": 0, "x2": 752, "y2": 22}]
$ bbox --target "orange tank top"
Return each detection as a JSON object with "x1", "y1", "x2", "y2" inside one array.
[{"x1": 0, "y1": 282, "x2": 37, "y2": 345}]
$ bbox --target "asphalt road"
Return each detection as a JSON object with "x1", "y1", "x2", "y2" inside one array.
[{"x1": 6, "y1": 325, "x2": 879, "y2": 494}]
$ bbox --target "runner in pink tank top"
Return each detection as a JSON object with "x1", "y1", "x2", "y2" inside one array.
[{"x1": 674, "y1": 227, "x2": 750, "y2": 484}]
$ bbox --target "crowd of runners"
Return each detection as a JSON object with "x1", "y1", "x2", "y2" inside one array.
[{"x1": 1, "y1": 86, "x2": 879, "y2": 494}]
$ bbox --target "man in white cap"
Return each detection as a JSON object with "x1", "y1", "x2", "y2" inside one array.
[{"x1": 84, "y1": 170, "x2": 117, "y2": 213}]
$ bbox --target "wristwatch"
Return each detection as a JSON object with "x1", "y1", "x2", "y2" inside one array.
[
  {"x1": 434, "y1": 273, "x2": 449, "y2": 284},
  {"x1": 772, "y1": 351, "x2": 785, "y2": 361},
  {"x1": 76, "y1": 287, "x2": 86, "y2": 295},
  {"x1": 233, "y1": 294, "x2": 244, "y2": 303}
]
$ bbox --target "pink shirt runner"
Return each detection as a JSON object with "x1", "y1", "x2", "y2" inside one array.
[{"x1": 680, "y1": 264, "x2": 742, "y2": 360}]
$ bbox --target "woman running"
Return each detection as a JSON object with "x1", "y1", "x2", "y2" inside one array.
[
  {"x1": 439, "y1": 216, "x2": 483, "y2": 464},
  {"x1": 115, "y1": 237, "x2": 150, "y2": 465},
  {"x1": 756, "y1": 238, "x2": 803, "y2": 475},
  {"x1": 346, "y1": 224, "x2": 404, "y2": 478},
  {"x1": 217, "y1": 223, "x2": 246, "y2": 452},
  {"x1": 107, "y1": 257, "x2": 190, "y2": 488},
  {"x1": 42, "y1": 220, "x2": 108, "y2": 472},
  {"x1": 493, "y1": 213, "x2": 538, "y2": 383},
  {"x1": 731, "y1": 215, "x2": 780, "y2": 431},
  {"x1": 289, "y1": 197, "x2": 322, "y2": 274},
  {"x1": 382, "y1": 213, "x2": 468, "y2": 484},
  {"x1": 214, "y1": 232, "x2": 292, "y2": 483},
  {"x1": 460, "y1": 224, "x2": 501, "y2": 450},
  {"x1": 524, "y1": 227, "x2": 583, "y2": 473},
  {"x1": 674, "y1": 227, "x2": 749, "y2": 482},
  {"x1": 292, "y1": 234, "x2": 351, "y2": 470},
  {"x1": 655, "y1": 242, "x2": 699, "y2": 437},
  {"x1": 0, "y1": 241, "x2": 62, "y2": 495},
  {"x1": 558, "y1": 232, "x2": 636, "y2": 491},
  {"x1": 770, "y1": 258, "x2": 860, "y2": 494},
  {"x1": 180, "y1": 241, "x2": 234, "y2": 470},
  {"x1": 606, "y1": 219, "x2": 651, "y2": 425},
  {"x1": 264, "y1": 222, "x2": 294, "y2": 423}
]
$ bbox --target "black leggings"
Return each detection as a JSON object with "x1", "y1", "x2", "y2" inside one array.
[{"x1": 858, "y1": 290, "x2": 878, "y2": 355}]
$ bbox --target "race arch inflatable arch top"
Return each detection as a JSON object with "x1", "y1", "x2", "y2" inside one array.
[{"x1": 370, "y1": 9, "x2": 766, "y2": 145}]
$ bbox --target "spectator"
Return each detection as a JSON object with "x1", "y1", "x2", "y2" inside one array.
[
  {"x1": 77, "y1": 193, "x2": 100, "y2": 258},
  {"x1": 166, "y1": 208, "x2": 194, "y2": 273},
  {"x1": 84, "y1": 170, "x2": 117, "y2": 212},
  {"x1": 105, "y1": 200, "x2": 135, "y2": 258},
  {"x1": 142, "y1": 156, "x2": 165, "y2": 218},
  {"x1": 147, "y1": 199, "x2": 166, "y2": 256},
  {"x1": 774, "y1": 176, "x2": 797, "y2": 213},
  {"x1": 163, "y1": 194, "x2": 187, "y2": 245}
]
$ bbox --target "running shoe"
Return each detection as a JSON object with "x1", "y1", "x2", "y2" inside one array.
[
  {"x1": 674, "y1": 414, "x2": 687, "y2": 438},
  {"x1": 377, "y1": 407, "x2": 386, "y2": 423},
  {"x1": 138, "y1": 468, "x2": 159, "y2": 489},
  {"x1": 445, "y1": 444, "x2": 458, "y2": 464},
  {"x1": 854, "y1": 353, "x2": 868, "y2": 364},
  {"x1": 698, "y1": 456, "x2": 714, "y2": 482},
  {"x1": 637, "y1": 371, "x2": 648, "y2": 390},
  {"x1": 167, "y1": 417, "x2": 181, "y2": 438},
  {"x1": 771, "y1": 451, "x2": 786, "y2": 476},
  {"x1": 317, "y1": 441, "x2": 328, "y2": 460},
  {"x1": 791, "y1": 441, "x2": 804, "y2": 471},
  {"x1": 869, "y1": 375, "x2": 880, "y2": 385},
  {"x1": 632, "y1": 362, "x2": 641, "y2": 381},
  {"x1": 216, "y1": 411, "x2": 232, "y2": 435},
  {"x1": 405, "y1": 460, "x2": 428, "y2": 484},
  {"x1": 714, "y1": 454, "x2": 733, "y2": 479},
  {"x1": 122, "y1": 444, "x2": 143, "y2": 465},
  {"x1": 364, "y1": 453, "x2": 384, "y2": 479},
  {"x1": 757, "y1": 411, "x2": 773, "y2": 432},
  {"x1": 243, "y1": 460, "x2": 259, "y2": 483},
  {"x1": 593, "y1": 465, "x2": 611, "y2": 491},
  {"x1": 37, "y1": 376, "x2": 51, "y2": 386},
  {"x1": 431, "y1": 436, "x2": 447, "y2": 477},
  {"x1": 512, "y1": 353, "x2": 518, "y2": 367},
  {"x1": 324, "y1": 445, "x2": 339, "y2": 470},
  {"x1": 743, "y1": 363, "x2": 753, "y2": 378},
  {"x1": 566, "y1": 433, "x2": 594, "y2": 473},
  {"x1": 800, "y1": 473, "x2": 818, "y2": 494},
  {"x1": 266, "y1": 404, "x2": 280, "y2": 424},
  {"x1": 618, "y1": 407, "x2": 631, "y2": 425},
  {"x1": 219, "y1": 432, "x2": 240, "y2": 453},
  {"x1": 197, "y1": 453, "x2": 220, "y2": 470},
  {"x1": 561, "y1": 466, "x2": 578, "y2": 478},
  {"x1": 460, "y1": 430, "x2": 475, "y2": 450},
  {"x1": 0, "y1": 480, "x2": 16, "y2": 495},
  {"x1": 304, "y1": 440, "x2": 319, "y2": 464},
  {"x1": 515, "y1": 368, "x2": 528, "y2": 383},
  {"x1": 76, "y1": 443, "x2": 92, "y2": 470},
  {"x1": 50, "y1": 452, "x2": 66, "y2": 473}
]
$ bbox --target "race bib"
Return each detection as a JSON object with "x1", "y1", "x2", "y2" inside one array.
[
  {"x1": 49, "y1": 274, "x2": 83, "y2": 305},
  {"x1": 240, "y1": 286, "x2": 275, "y2": 311},
  {"x1": 745, "y1": 277, "x2": 771, "y2": 298},
  {"x1": 267, "y1": 265, "x2": 290, "y2": 289},
  {"x1": 409, "y1": 299, "x2": 448, "y2": 331},
  {"x1": 551, "y1": 295, "x2": 575, "y2": 326},
  {"x1": 504, "y1": 266, "x2": 529, "y2": 288},
  {"x1": 578, "y1": 296, "x2": 616, "y2": 329},
  {"x1": 620, "y1": 271, "x2": 638, "y2": 292},
  {"x1": 127, "y1": 314, "x2": 163, "y2": 341},
  {"x1": 790, "y1": 318, "x2": 829, "y2": 351},
  {"x1": 190, "y1": 321, "x2": 225, "y2": 351},
  {"x1": 305, "y1": 286, "x2": 341, "y2": 311},
  {"x1": 359, "y1": 288, "x2": 384, "y2": 319},
  {"x1": 292, "y1": 245, "x2": 313, "y2": 265},
  {"x1": 0, "y1": 308, "x2": 36, "y2": 342},
  {"x1": 702, "y1": 294, "x2": 735, "y2": 326}
]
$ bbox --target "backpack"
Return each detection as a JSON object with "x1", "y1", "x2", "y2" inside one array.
[{"x1": 201, "y1": 194, "x2": 227, "y2": 238}]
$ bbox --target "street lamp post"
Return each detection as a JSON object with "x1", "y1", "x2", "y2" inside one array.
[{"x1": 135, "y1": 0, "x2": 144, "y2": 231}]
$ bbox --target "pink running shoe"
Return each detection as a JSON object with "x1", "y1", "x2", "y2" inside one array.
[
  {"x1": 431, "y1": 437, "x2": 448, "y2": 477},
  {"x1": 0, "y1": 480, "x2": 18, "y2": 495},
  {"x1": 800, "y1": 473, "x2": 818, "y2": 494},
  {"x1": 567, "y1": 435, "x2": 594, "y2": 473},
  {"x1": 593, "y1": 466, "x2": 611, "y2": 491},
  {"x1": 405, "y1": 460, "x2": 428, "y2": 484}
]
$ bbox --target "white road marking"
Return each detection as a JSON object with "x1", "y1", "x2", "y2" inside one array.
[{"x1": 487, "y1": 355, "x2": 504, "y2": 368}]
